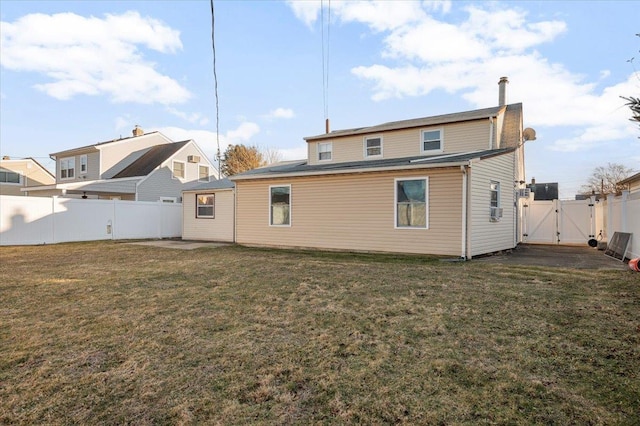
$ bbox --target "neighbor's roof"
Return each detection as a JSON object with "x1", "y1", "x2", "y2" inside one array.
[
  {"x1": 50, "y1": 131, "x2": 164, "y2": 156},
  {"x1": 230, "y1": 148, "x2": 514, "y2": 180},
  {"x1": 112, "y1": 141, "x2": 189, "y2": 178},
  {"x1": 618, "y1": 172, "x2": 640, "y2": 185},
  {"x1": 304, "y1": 104, "x2": 521, "y2": 141},
  {"x1": 183, "y1": 178, "x2": 235, "y2": 192}
]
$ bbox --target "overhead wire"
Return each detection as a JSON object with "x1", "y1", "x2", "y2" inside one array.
[
  {"x1": 210, "y1": 0, "x2": 221, "y2": 178},
  {"x1": 321, "y1": 0, "x2": 331, "y2": 121}
]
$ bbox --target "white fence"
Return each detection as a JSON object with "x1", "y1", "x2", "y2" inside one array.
[
  {"x1": 521, "y1": 191, "x2": 639, "y2": 259},
  {"x1": 602, "y1": 191, "x2": 640, "y2": 259},
  {"x1": 0, "y1": 195, "x2": 182, "y2": 246}
]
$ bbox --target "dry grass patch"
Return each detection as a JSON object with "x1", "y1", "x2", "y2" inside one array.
[{"x1": 1, "y1": 241, "x2": 638, "y2": 424}]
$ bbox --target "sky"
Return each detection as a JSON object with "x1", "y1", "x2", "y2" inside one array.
[{"x1": 1, "y1": 0, "x2": 638, "y2": 198}]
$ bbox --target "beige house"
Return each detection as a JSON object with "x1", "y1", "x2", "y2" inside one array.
[
  {"x1": 184, "y1": 77, "x2": 536, "y2": 258},
  {"x1": 0, "y1": 157, "x2": 55, "y2": 196},
  {"x1": 619, "y1": 172, "x2": 640, "y2": 196},
  {"x1": 26, "y1": 126, "x2": 218, "y2": 202}
]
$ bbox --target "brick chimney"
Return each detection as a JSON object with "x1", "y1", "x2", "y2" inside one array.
[
  {"x1": 132, "y1": 125, "x2": 144, "y2": 137},
  {"x1": 498, "y1": 76, "x2": 508, "y2": 106}
]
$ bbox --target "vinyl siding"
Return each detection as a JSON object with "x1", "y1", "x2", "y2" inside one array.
[
  {"x1": 469, "y1": 151, "x2": 517, "y2": 257},
  {"x1": 137, "y1": 144, "x2": 216, "y2": 202},
  {"x1": 236, "y1": 168, "x2": 463, "y2": 256},
  {"x1": 182, "y1": 189, "x2": 234, "y2": 242},
  {"x1": 100, "y1": 133, "x2": 171, "y2": 178},
  {"x1": 0, "y1": 160, "x2": 55, "y2": 196},
  {"x1": 307, "y1": 120, "x2": 491, "y2": 165}
]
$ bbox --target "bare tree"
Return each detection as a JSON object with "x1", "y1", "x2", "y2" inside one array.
[
  {"x1": 221, "y1": 144, "x2": 265, "y2": 176},
  {"x1": 261, "y1": 146, "x2": 283, "y2": 165},
  {"x1": 580, "y1": 162, "x2": 635, "y2": 196}
]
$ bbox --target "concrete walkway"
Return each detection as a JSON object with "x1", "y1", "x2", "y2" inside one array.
[{"x1": 473, "y1": 244, "x2": 630, "y2": 270}]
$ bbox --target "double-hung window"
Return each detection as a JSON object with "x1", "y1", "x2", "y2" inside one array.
[
  {"x1": 60, "y1": 157, "x2": 75, "y2": 179},
  {"x1": 80, "y1": 155, "x2": 88, "y2": 174},
  {"x1": 421, "y1": 129, "x2": 443, "y2": 153},
  {"x1": 270, "y1": 185, "x2": 291, "y2": 226},
  {"x1": 318, "y1": 142, "x2": 332, "y2": 161},
  {"x1": 172, "y1": 161, "x2": 185, "y2": 179},
  {"x1": 0, "y1": 170, "x2": 21, "y2": 184},
  {"x1": 395, "y1": 178, "x2": 428, "y2": 228},
  {"x1": 196, "y1": 194, "x2": 215, "y2": 218},
  {"x1": 490, "y1": 181, "x2": 501, "y2": 221},
  {"x1": 199, "y1": 165, "x2": 210, "y2": 182},
  {"x1": 364, "y1": 136, "x2": 382, "y2": 158}
]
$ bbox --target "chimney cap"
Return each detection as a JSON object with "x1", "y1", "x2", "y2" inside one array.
[
  {"x1": 2, "y1": 155, "x2": 10, "y2": 160},
  {"x1": 132, "y1": 125, "x2": 144, "y2": 137}
]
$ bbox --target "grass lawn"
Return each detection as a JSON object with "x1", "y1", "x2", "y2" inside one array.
[{"x1": 1, "y1": 241, "x2": 638, "y2": 425}]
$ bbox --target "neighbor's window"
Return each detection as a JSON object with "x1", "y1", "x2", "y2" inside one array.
[
  {"x1": 60, "y1": 157, "x2": 75, "y2": 179},
  {"x1": 199, "y1": 165, "x2": 210, "y2": 182},
  {"x1": 270, "y1": 185, "x2": 291, "y2": 226},
  {"x1": 396, "y1": 178, "x2": 428, "y2": 228},
  {"x1": 365, "y1": 136, "x2": 382, "y2": 157},
  {"x1": 318, "y1": 142, "x2": 332, "y2": 161},
  {"x1": 421, "y1": 129, "x2": 442, "y2": 152},
  {"x1": 196, "y1": 194, "x2": 215, "y2": 218},
  {"x1": 0, "y1": 170, "x2": 21, "y2": 184},
  {"x1": 172, "y1": 161, "x2": 185, "y2": 179},
  {"x1": 80, "y1": 155, "x2": 88, "y2": 174},
  {"x1": 490, "y1": 181, "x2": 500, "y2": 209}
]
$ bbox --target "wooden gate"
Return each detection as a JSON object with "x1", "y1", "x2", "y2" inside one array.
[{"x1": 522, "y1": 198, "x2": 597, "y2": 245}]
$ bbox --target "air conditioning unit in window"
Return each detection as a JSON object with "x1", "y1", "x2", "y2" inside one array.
[
  {"x1": 490, "y1": 207, "x2": 503, "y2": 221},
  {"x1": 517, "y1": 188, "x2": 531, "y2": 198},
  {"x1": 187, "y1": 155, "x2": 201, "y2": 163}
]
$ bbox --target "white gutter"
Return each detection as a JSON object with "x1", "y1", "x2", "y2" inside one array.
[{"x1": 489, "y1": 117, "x2": 494, "y2": 149}]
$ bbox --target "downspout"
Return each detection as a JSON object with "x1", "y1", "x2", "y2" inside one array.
[{"x1": 461, "y1": 164, "x2": 469, "y2": 260}]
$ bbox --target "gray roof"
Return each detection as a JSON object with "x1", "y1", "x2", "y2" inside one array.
[
  {"x1": 304, "y1": 105, "x2": 515, "y2": 141},
  {"x1": 183, "y1": 178, "x2": 235, "y2": 192},
  {"x1": 231, "y1": 149, "x2": 513, "y2": 180},
  {"x1": 113, "y1": 141, "x2": 189, "y2": 178},
  {"x1": 50, "y1": 131, "x2": 162, "y2": 156}
]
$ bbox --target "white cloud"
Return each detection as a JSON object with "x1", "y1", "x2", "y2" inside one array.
[
  {"x1": 264, "y1": 107, "x2": 295, "y2": 120},
  {"x1": 0, "y1": 11, "x2": 190, "y2": 104},
  {"x1": 166, "y1": 107, "x2": 209, "y2": 125},
  {"x1": 286, "y1": 0, "x2": 321, "y2": 27},
  {"x1": 156, "y1": 121, "x2": 261, "y2": 163}
]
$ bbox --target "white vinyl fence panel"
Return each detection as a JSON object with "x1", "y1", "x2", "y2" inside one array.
[{"x1": 0, "y1": 195, "x2": 182, "y2": 246}]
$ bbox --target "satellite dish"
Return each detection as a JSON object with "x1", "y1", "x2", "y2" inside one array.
[{"x1": 523, "y1": 127, "x2": 537, "y2": 141}]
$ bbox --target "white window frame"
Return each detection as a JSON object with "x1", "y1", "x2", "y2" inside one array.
[
  {"x1": 198, "y1": 164, "x2": 210, "y2": 182},
  {"x1": 0, "y1": 170, "x2": 22, "y2": 185},
  {"x1": 364, "y1": 136, "x2": 383, "y2": 158},
  {"x1": 490, "y1": 181, "x2": 501, "y2": 222},
  {"x1": 420, "y1": 128, "x2": 444, "y2": 154},
  {"x1": 80, "y1": 155, "x2": 88, "y2": 174},
  {"x1": 318, "y1": 142, "x2": 332, "y2": 162},
  {"x1": 394, "y1": 177, "x2": 429, "y2": 229},
  {"x1": 60, "y1": 157, "x2": 75, "y2": 180},
  {"x1": 196, "y1": 193, "x2": 215, "y2": 218},
  {"x1": 172, "y1": 160, "x2": 185, "y2": 180},
  {"x1": 269, "y1": 184, "x2": 291, "y2": 227}
]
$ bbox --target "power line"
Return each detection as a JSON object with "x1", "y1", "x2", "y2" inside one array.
[{"x1": 210, "y1": 0, "x2": 221, "y2": 178}]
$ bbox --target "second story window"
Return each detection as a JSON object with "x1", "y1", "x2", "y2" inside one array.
[
  {"x1": 172, "y1": 161, "x2": 185, "y2": 179},
  {"x1": 199, "y1": 165, "x2": 210, "y2": 182},
  {"x1": 365, "y1": 136, "x2": 382, "y2": 157},
  {"x1": 421, "y1": 129, "x2": 442, "y2": 153},
  {"x1": 80, "y1": 155, "x2": 87, "y2": 174},
  {"x1": 318, "y1": 142, "x2": 332, "y2": 161},
  {"x1": 60, "y1": 157, "x2": 75, "y2": 179}
]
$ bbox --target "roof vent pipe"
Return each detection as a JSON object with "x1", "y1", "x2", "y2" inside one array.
[{"x1": 498, "y1": 77, "x2": 508, "y2": 106}]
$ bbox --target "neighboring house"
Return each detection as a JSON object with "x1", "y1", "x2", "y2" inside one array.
[
  {"x1": 26, "y1": 126, "x2": 218, "y2": 201},
  {"x1": 618, "y1": 172, "x2": 640, "y2": 196},
  {"x1": 526, "y1": 178, "x2": 558, "y2": 201},
  {"x1": 0, "y1": 157, "x2": 55, "y2": 196},
  {"x1": 191, "y1": 77, "x2": 534, "y2": 258},
  {"x1": 182, "y1": 178, "x2": 235, "y2": 242}
]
